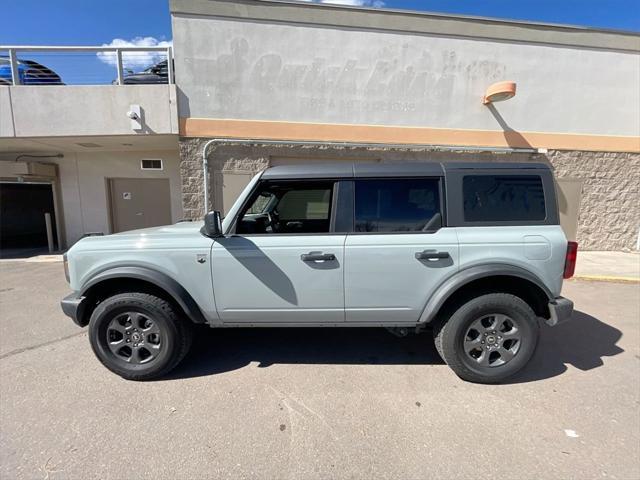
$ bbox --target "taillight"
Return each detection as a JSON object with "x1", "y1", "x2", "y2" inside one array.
[{"x1": 563, "y1": 241, "x2": 578, "y2": 279}]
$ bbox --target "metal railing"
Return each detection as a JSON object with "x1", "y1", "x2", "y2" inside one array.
[{"x1": 0, "y1": 46, "x2": 174, "y2": 86}]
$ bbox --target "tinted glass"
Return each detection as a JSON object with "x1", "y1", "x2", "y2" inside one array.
[
  {"x1": 277, "y1": 188, "x2": 331, "y2": 220},
  {"x1": 354, "y1": 179, "x2": 440, "y2": 232},
  {"x1": 463, "y1": 175, "x2": 546, "y2": 222}
]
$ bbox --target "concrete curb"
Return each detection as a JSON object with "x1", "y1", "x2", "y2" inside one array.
[
  {"x1": 571, "y1": 275, "x2": 640, "y2": 284},
  {"x1": 0, "y1": 256, "x2": 63, "y2": 263}
]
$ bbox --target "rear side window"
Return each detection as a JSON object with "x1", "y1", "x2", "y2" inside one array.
[
  {"x1": 463, "y1": 175, "x2": 546, "y2": 222},
  {"x1": 354, "y1": 178, "x2": 440, "y2": 232}
]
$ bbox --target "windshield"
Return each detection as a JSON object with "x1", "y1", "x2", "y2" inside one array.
[{"x1": 246, "y1": 192, "x2": 275, "y2": 214}]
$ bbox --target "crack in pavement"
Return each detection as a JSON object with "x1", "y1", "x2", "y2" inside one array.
[{"x1": 0, "y1": 331, "x2": 86, "y2": 360}]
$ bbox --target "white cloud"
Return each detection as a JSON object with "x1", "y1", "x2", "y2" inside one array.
[
  {"x1": 97, "y1": 37, "x2": 172, "y2": 69},
  {"x1": 299, "y1": 0, "x2": 385, "y2": 7}
]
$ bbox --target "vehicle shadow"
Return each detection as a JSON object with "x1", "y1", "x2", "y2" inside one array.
[
  {"x1": 164, "y1": 310, "x2": 624, "y2": 384},
  {"x1": 165, "y1": 327, "x2": 444, "y2": 380},
  {"x1": 509, "y1": 310, "x2": 624, "y2": 384}
]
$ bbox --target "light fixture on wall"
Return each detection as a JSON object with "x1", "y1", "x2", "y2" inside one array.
[
  {"x1": 483, "y1": 81, "x2": 517, "y2": 105},
  {"x1": 127, "y1": 104, "x2": 143, "y2": 131}
]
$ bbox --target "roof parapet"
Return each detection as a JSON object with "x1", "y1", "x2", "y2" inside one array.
[{"x1": 170, "y1": 0, "x2": 640, "y2": 52}]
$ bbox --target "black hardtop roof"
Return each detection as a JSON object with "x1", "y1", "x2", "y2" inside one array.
[{"x1": 261, "y1": 161, "x2": 551, "y2": 180}]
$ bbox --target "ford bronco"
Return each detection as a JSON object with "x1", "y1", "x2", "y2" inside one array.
[{"x1": 61, "y1": 162, "x2": 576, "y2": 383}]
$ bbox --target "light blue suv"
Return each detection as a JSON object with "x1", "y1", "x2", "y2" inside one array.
[{"x1": 61, "y1": 162, "x2": 576, "y2": 383}]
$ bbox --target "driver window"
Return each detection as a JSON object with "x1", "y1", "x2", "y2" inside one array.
[{"x1": 236, "y1": 181, "x2": 334, "y2": 234}]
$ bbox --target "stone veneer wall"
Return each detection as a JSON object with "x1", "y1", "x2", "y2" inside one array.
[
  {"x1": 545, "y1": 150, "x2": 640, "y2": 251},
  {"x1": 179, "y1": 138, "x2": 639, "y2": 250}
]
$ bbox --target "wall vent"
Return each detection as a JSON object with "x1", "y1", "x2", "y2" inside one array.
[{"x1": 141, "y1": 159, "x2": 163, "y2": 170}]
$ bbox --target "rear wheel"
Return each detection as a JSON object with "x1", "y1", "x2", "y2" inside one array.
[
  {"x1": 433, "y1": 293, "x2": 539, "y2": 383},
  {"x1": 88, "y1": 292, "x2": 193, "y2": 380}
]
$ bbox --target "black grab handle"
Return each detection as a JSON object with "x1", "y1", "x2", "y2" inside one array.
[
  {"x1": 301, "y1": 252, "x2": 336, "y2": 262},
  {"x1": 415, "y1": 250, "x2": 450, "y2": 260}
]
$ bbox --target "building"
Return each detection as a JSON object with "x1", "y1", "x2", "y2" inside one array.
[
  {"x1": 1, "y1": 0, "x2": 638, "y2": 255},
  {"x1": 171, "y1": 0, "x2": 640, "y2": 251},
  {"x1": 0, "y1": 49, "x2": 182, "y2": 255}
]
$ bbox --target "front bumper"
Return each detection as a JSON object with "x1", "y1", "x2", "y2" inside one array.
[
  {"x1": 546, "y1": 296, "x2": 574, "y2": 326},
  {"x1": 61, "y1": 292, "x2": 88, "y2": 327}
]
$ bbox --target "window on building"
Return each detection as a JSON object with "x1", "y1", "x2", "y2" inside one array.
[
  {"x1": 237, "y1": 181, "x2": 334, "y2": 234},
  {"x1": 354, "y1": 178, "x2": 441, "y2": 232},
  {"x1": 462, "y1": 175, "x2": 546, "y2": 222}
]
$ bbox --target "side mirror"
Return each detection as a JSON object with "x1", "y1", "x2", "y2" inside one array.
[{"x1": 203, "y1": 211, "x2": 223, "y2": 237}]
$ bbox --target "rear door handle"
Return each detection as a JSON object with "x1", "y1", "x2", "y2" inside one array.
[
  {"x1": 415, "y1": 250, "x2": 450, "y2": 260},
  {"x1": 301, "y1": 252, "x2": 336, "y2": 262}
]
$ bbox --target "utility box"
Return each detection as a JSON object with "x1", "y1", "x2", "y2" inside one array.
[{"x1": 0, "y1": 161, "x2": 57, "y2": 178}]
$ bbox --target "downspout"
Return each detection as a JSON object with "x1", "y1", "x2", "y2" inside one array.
[{"x1": 200, "y1": 138, "x2": 537, "y2": 216}]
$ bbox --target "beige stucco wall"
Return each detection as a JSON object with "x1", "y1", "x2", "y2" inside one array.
[
  {"x1": 172, "y1": 10, "x2": 639, "y2": 139},
  {"x1": 0, "y1": 88, "x2": 13, "y2": 137},
  {"x1": 52, "y1": 149, "x2": 183, "y2": 246},
  {"x1": 0, "y1": 85, "x2": 178, "y2": 138}
]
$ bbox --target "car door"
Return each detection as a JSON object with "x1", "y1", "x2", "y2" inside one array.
[
  {"x1": 344, "y1": 177, "x2": 459, "y2": 323},
  {"x1": 211, "y1": 179, "x2": 346, "y2": 324}
]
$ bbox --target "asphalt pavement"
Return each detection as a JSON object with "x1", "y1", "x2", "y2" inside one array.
[{"x1": 1, "y1": 260, "x2": 639, "y2": 479}]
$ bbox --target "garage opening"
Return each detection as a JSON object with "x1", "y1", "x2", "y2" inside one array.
[{"x1": 0, "y1": 182, "x2": 58, "y2": 257}]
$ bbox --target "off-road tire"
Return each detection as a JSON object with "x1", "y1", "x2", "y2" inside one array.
[
  {"x1": 433, "y1": 293, "x2": 539, "y2": 384},
  {"x1": 88, "y1": 292, "x2": 193, "y2": 380}
]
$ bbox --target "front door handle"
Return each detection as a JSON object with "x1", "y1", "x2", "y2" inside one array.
[
  {"x1": 301, "y1": 252, "x2": 336, "y2": 262},
  {"x1": 415, "y1": 250, "x2": 450, "y2": 260}
]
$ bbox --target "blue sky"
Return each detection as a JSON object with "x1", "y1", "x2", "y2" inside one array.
[
  {"x1": 3, "y1": 0, "x2": 639, "y2": 45},
  {"x1": 2, "y1": 0, "x2": 638, "y2": 84}
]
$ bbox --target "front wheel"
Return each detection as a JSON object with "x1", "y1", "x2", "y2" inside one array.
[
  {"x1": 88, "y1": 292, "x2": 193, "y2": 380},
  {"x1": 433, "y1": 293, "x2": 539, "y2": 384}
]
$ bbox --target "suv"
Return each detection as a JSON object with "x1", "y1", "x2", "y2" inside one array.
[
  {"x1": 61, "y1": 162, "x2": 576, "y2": 383},
  {"x1": 0, "y1": 57, "x2": 64, "y2": 85},
  {"x1": 118, "y1": 60, "x2": 169, "y2": 84}
]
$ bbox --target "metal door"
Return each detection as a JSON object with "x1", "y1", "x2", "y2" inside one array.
[{"x1": 109, "y1": 178, "x2": 171, "y2": 232}]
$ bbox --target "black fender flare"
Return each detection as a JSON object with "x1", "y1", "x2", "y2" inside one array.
[
  {"x1": 418, "y1": 264, "x2": 554, "y2": 324},
  {"x1": 81, "y1": 266, "x2": 206, "y2": 323}
]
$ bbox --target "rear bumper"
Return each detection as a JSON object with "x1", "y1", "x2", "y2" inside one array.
[
  {"x1": 61, "y1": 292, "x2": 88, "y2": 327},
  {"x1": 546, "y1": 296, "x2": 574, "y2": 326}
]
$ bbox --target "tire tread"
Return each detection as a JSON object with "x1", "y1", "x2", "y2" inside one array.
[
  {"x1": 433, "y1": 293, "x2": 539, "y2": 384},
  {"x1": 89, "y1": 292, "x2": 193, "y2": 381}
]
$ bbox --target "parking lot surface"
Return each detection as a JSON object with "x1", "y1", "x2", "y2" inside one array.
[{"x1": 1, "y1": 260, "x2": 639, "y2": 479}]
